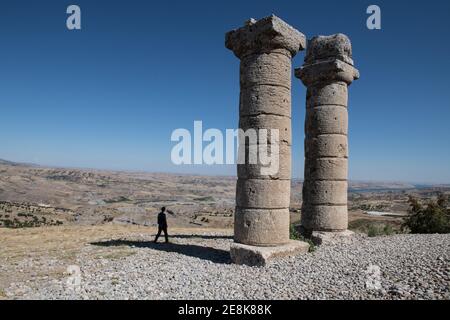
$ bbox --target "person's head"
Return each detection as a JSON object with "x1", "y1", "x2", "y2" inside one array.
[{"x1": 161, "y1": 207, "x2": 166, "y2": 212}]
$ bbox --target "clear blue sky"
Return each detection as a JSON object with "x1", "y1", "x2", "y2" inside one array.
[{"x1": 0, "y1": 0, "x2": 449, "y2": 183}]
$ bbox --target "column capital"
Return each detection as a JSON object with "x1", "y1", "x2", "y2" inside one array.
[
  {"x1": 225, "y1": 15, "x2": 306, "y2": 59},
  {"x1": 295, "y1": 34, "x2": 359, "y2": 86}
]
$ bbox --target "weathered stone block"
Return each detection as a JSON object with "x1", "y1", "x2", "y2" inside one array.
[
  {"x1": 304, "y1": 34, "x2": 354, "y2": 66},
  {"x1": 230, "y1": 240, "x2": 309, "y2": 266},
  {"x1": 239, "y1": 114, "x2": 291, "y2": 146},
  {"x1": 234, "y1": 207, "x2": 290, "y2": 245},
  {"x1": 240, "y1": 85, "x2": 291, "y2": 118},
  {"x1": 237, "y1": 144, "x2": 291, "y2": 180},
  {"x1": 236, "y1": 179, "x2": 291, "y2": 208},
  {"x1": 301, "y1": 205, "x2": 348, "y2": 231},
  {"x1": 305, "y1": 134, "x2": 348, "y2": 158},
  {"x1": 304, "y1": 158, "x2": 347, "y2": 181},
  {"x1": 303, "y1": 180, "x2": 348, "y2": 205},
  {"x1": 225, "y1": 15, "x2": 306, "y2": 59},
  {"x1": 306, "y1": 82, "x2": 348, "y2": 107},
  {"x1": 240, "y1": 50, "x2": 291, "y2": 89},
  {"x1": 305, "y1": 105, "x2": 348, "y2": 136},
  {"x1": 296, "y1": 59, "x2": 359, "y2": 87},
  {"x1": 310, "y1": 230, "x2": 354, "y2": 245}
]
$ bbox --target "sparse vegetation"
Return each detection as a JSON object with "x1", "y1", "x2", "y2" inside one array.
[
  {"x1": 104, "y1": 196, "x2": 130, "y2": 204},
  {"x1": 290, "y1": 224, "x2": 316, "y2": 252},
  {"x1": 402, "y1": 194, "x2": 450, "y2": 234},
  {"x1": 358, "y1": 203, "x2": 387, "y2": 211},
  {"x1": 349, "y1": 219, "x2": 399, "y2": 237},
  {"x1": 0, "y1": 213, "x2": 63, "y2": 229},
  {"x1": 103, "y1": 216, "x2": 114, "y2": 223},
  {"x1": 17, "y1": 212, "x2": 33, "y2": 218},
  {"x1": 367, "y1": 224, "x2": 395, "y2": 237},
  {"x1": 194, "y1": 196, "x2": 215, "y2": 202},
  {"x1": 0, "y1": 201, "x2": 73, "y2": 228}
]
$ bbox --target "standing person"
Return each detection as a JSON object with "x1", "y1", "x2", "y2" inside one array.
[{"x1": 154, "y1": 207, "x2": 169, "y2": 243}]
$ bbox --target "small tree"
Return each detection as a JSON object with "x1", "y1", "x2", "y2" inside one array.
[{"x1": 403, "y1": 194, "x2": 450, "y2": 234}]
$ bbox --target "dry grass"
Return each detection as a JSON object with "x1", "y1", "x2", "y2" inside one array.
[
  {"x1": 0, "y1": 287, "x2": 6, "y2": 299},
  {"x1": 0, "y1": 224, "x2": 231, "y2": 261},
  {"x1": 0, "y1": 224, "x2": 232, "y2": 295}
]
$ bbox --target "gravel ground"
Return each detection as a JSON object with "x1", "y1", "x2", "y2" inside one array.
[{"x1": 4, "y1": 232, "x2": 450, "y2": 300}]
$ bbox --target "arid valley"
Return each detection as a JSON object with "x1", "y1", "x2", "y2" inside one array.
[
  {"x1": 1, "y1": 158, "x2": 448, "y2": 231},
  {"x1": 1, "y1": 159, "x2": 449, "y2": 300}
]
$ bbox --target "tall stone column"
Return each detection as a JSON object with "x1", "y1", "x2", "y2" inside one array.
[
  {"x1": 226, "y1": 15, "x2": 309, "y2": 265},
  {"x1": 295, "y1": 34, "x2": 359, "y2": 236}
]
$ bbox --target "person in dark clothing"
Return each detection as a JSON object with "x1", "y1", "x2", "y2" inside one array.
[{"x1": 154, "y1": 207, "x2": 169, "y2": 243}]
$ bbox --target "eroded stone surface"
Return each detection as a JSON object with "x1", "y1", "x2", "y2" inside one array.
[
  {"x1": 303, "y1": 180, "x2": 348, "y2": 205},
  {"x1": 306, "y1": 106, "x2": 348, "y2": 136},
  {"x1": 237, "y1": 144, "x2": 291, "y2": 180},
  {"x1": 230, "y1": 240, "x2": 310, "y2": 266},
  {"x1": 239, "y1": 114, "x2": 291, "y2": 146},
  {"x1": 240, "y1": 50, "x2": 291, "y2": 89},
  {"x1": 236, "y1": 179, "x2": 291, "y2": 208},
  {"x1": 311, "y1": 230, "x2": 355, "y2": 245},
  {"x1": 240, "y1": 85, "x2": 291, "y2": 117},
  {"x1": 304, "y1": 34, "x2": 354, "y2": 65},
  {"x1": 296, "y1": 33, "x2": 358, "y2": 233},
  {"x1": 227, "y1": 16, "x2": 305, "y2": 250},
  {"x1": 305, "y1": 134, "x2": 348, "y2": 158},
  {"x1": 305, "y1": 158, "x2": 348, "y2": 180},
  {"x1": 225, "y1": 15, "x2": 306, "y2": 59},
  {"x1": 296, "y1": 59, "x2": 359, "y2": 87},
  {"x1": 301, "y1": 205, "x2": 349, "y2": 231},
  {"x1": 234, "y1": 207, "x2": 290, "y2": 246},
  {"x1": 306, "y1": 82, "x2": 348, "y2": 107}
]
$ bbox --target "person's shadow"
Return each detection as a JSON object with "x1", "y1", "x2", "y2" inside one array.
[
  {"x1": 90, "y1": 238, "x2": 231, "y2": 264},
  {"x1": 171, "y1": 234, "x2": 233, "y2": 240}
]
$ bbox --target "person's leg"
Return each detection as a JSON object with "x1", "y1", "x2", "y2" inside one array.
[
  {"x1": 163, "y1": 226, "x2": 169, "y2": 243},
  {"x1": 154, "y1": 226, "x2": 162, "y2": 243}
]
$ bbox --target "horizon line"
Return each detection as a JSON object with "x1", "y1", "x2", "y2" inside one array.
[{"x1": 1, "y1": 157, "x2": 449, "y2": 186}]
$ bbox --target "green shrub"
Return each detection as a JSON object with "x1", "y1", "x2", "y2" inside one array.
[
  {"x1": 289, "y1": 224, "x2": 301, "y2": 240},
  {"x1": 349, "y1": 219, "x2": 398, "y2": 237},
  {"x1": 367, "y1": 224, "x2": 378, "y2": 237},
  {"x1": 290, "y1": 224, "x2": 316, "y2": 252},
  {"x1": 194, "y1": 196, "x2": 215, "y2": 202},
  {"x1": 403, "y1": 195, "x2": 450, "y2": 234},
  {"x1": 366, "y1": 224, "x2": 394, "y2": 237},
  {"x1": 383, "y1": 224, "x2": 395, "y2": 235}
]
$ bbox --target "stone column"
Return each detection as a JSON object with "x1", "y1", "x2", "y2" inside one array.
[
  {"x1": 295, "y1": 34, "x2": 359, "y2": 235},
  {"x1": 226, "y1": 15, "x2": 309, "y2": 265}
]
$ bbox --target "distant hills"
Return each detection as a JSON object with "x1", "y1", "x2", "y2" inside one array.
[
  {"x1": 0, "y1": 158, "x2": 448, "y2": 188},
  {"x1": 0, "y1": 159, "x2": 21, "y2": 166},
  {"x1": 0, "y1": 159, "x2": 36, "y2": 167}
]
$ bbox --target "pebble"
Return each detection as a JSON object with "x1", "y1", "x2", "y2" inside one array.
[{"x1": 3, "y1": 233, "x2": 449, "y2": 300}]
